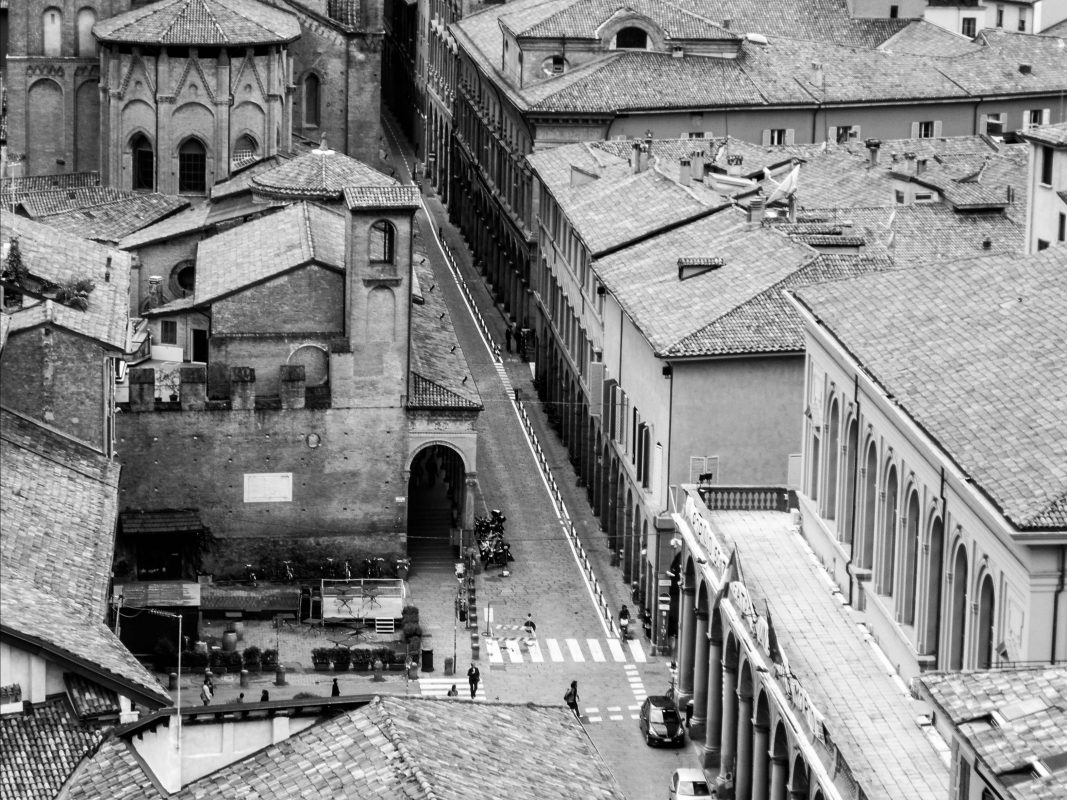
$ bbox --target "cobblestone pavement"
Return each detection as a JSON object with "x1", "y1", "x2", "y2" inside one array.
[{"x1": 381, "y1": 114, "x2": 706, "y2": 798}]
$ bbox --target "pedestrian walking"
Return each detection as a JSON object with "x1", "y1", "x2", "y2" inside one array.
[
  {"x1": 261, "y1": 689, "x2": 270, "y2": 702},
  {"x1": 504, "y1": 326, "x2": 513, "y2": 353},
  {"x1": 332, "y1": 678, "x2": 340, "y2": 697},
  {"x1": 467, "y1": 664, "x2": 481, "y2": 699},
  {"x1": 200, "y1": 680, "x2": 212, "y2": 706},
  {"x1": 447, "y1": 685, "x2": 459, "y2": 697},
  {"x1": 564, "y1": 681, "x2": 580, "y2": 719}
]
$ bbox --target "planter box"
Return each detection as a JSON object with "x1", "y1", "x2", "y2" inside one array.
[
  {"x1": 387, "y1": 663, "x2": 405, "y2": 672},
  {"x1": 353, "y1": 663, "x2": 369, "y2": 672},
  {"x1": 183, "y1": 666, "x2": 207, "y2": 675},
  {"x1": 313, "y1": 663, "x2": 331, "y2": 671},
  {"x1": 333, "y1": 665, "x2": 350, "y2": 672}
]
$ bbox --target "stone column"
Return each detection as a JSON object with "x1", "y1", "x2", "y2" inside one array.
[
  {"x1": 129, "y1": 367, "x2": 156, "y2": 412},
  {"x1": 689, "y1": 610, "x2": 710, "y2": 739},
  {"x1": 678, "y1": 585, "x2": 697, "y2": 701},
  {"x1": 752, "y1": 724, "x2": 770, "y2": 800},
  {"x1": 702, "y1": 635, "x2": 723, "y2": 768},
  {"x1": 720, "y1": 663, "x2": 738, "y2": 782},
  {"x1": 279, "y1": 364, "x2": 306, "y2": 409},
  {"x1": 769, "y1": 756, "x2": 788, "y2": 800},
  {"x1": 463, "y1": 474, "x2": 477, "y2": 530},
  {"x1": 735, "y1": 693, "x2": 754, "y2": 800},
  {"x1": 179, "y1": 366, "x2": 207, "y2": 411}
]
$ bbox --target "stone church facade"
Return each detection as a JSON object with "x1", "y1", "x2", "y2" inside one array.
[{"x1": 3, "y1": 0, "x2": 383, "y2": 185}]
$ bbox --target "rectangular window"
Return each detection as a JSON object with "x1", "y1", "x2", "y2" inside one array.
[
  {"x1": 769, "y1": 129, "x2": 787, "y2": 146},
  {"x1": 895, "y1": 190, "x2": 905, "y2": 204},
  {"x1": 1041, "y1": 146, "x2": 1054, "y2": 185},
  {"x1": 685, "y1": 132, "x2": 707, "y2": 139},
  {"x1": 835, "y1": 126, "x2": 855, "y2": 144},
  {"x1": 1037, "y1": 239, "x2": 1050, "y2": 251},
  {"x1": 1059, "y1": 213, "x2": 1066, "y2": 243},
  {"x1": 160, "y1": 320, "x2": 178, "y2": 345},
  {"x1": 1018, "y1": 12, "x2": 1026, "y2": 31},
  {"x1": 917, "y1": 121, "x2": 935, "y2": 139},
  {"x1": 914, "y1": 192, "x2": 934, "y2": 203},
  {"x1": 961, "y1": 17, "x2": 976, "y2": 37},
  {"x1": 889, "y1": 4, "x2": 898, "y2": 17},
  {"x1": 996, "y1": 6, "x2": 1004, "y2": 26},
  {"x1": 984, "y1": 113, "x2": 1004, "y2": 137},
  {"x1": 178, "y1": 149, "x2": 206, "y2": 194}
]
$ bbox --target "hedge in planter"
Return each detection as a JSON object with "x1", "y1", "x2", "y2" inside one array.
[
  {"x1": 242, "y1": 646, "x2": 262, "y2": 672},
  {"x1": 311, "y1": 648, "x2": 332, "y2": 671},
  {"x1": 181, "y1": 650, "x2": 209, "y2": 673},
  {"x1": 330, "y1": 647, "x2": 351, "y2": 671},
  {"x1": 261, "y1": 649, "x2": 279, "y2": 669},
  {"x1": 351, "y1": 649, "x2": 371, "y2": 669}
]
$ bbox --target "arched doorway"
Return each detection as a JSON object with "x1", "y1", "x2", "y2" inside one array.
[
  {"x1": 735, "y1": 660, "x2": 755, "y2": 798},
  {"x1": 407, "y1": 444, "x2": 468, "y2": 571},
  {"x1": 623, "y1": 489, "x2": 633, "y2": 583},
  {"x1": 790, "y1": 755, "x2": 810, "y2": 800},
  {"x1": 924, "y1": 516, "x2": 944, "y2": 660},
  {"x1": 950, "y1": 544, "x2": 969, "y2": 670},
  {"x1": 770, "y1": 722, "x2": 790, "y2": 800},
  {"x1": 977, "y1": 574, "x2": 995, "y2": 669}
]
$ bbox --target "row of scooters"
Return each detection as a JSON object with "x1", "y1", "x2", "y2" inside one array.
[{"x1": 474, "y1": 509, "x2": 514, "y2": 568}]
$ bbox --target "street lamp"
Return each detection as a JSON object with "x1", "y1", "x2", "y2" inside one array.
[{"x1": 143, "y1": 608, "x2": 183, "y2": 774}]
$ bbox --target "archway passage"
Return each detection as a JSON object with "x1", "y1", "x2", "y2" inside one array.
[{"x1": 407, "y1": 444, "x2": 467, "y2": 573}]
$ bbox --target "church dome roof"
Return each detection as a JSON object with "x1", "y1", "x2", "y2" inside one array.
[
  {"x1": 93, "y1": 0, "x2": 300, "y2": 47},
  {"x1": 251, "y1": 142, "x2": 398, "y2": 201}
]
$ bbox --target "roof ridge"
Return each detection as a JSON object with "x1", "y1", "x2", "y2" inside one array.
[
  {"x1": 197, "y1": 0, "x2": 228, "y2": 43},
  {"x1": 376, "y1": 698, "x2": 442, "y2": 799},
  {"x1": 302, "y1": 201, "x2": 315, "y2": 260}
]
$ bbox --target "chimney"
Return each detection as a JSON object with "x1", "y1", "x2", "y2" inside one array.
[
  {"x1": 678, "y1": 158, "x2": 692, "y2": 187},
  {"x1": 279, "y1": 364, "x2": 307, "y2": 409},
  {"x1": 229, "y1": 367, "x2": 256, "y2": 410},
  {"x1": 787, "y1": 195, "x2": 798, "y2": 223},
  {"x1": 639, "y1": 143, "x2": 650, "y2": 173},
  {"x1": 748, "y1": 197, "x2": 766, "y2": 225},
  {"x1": 1019, "y1": 64, "x2": 1032, "y2": 75},
  {"x1": 983, "y1": 238, "x2": 992, "y2": 249},
  {"x1": 179, "y1": 366, "x2": 207, "y2": 411},
  {"x1": 727, "y1": 154, "x2": 744, "y2": 177},
  {"x1": 865, "y1": 138, "x2": 882, "y2": 167},
  {"x1": 722, "y1": 18, "x2": 731, "y2": 29},
  {"x1": 811, "y1": 61, "x2": 824, "y2": 88},
  {"x1": 148, "y1": 276, "x2": 164, "y2": 309},
  {"x1": 691, "y1": 151, "x2": 705, "y2": 180},
  {"x1": 916, "y1": 158, "x2": 927, "y2": 176},
  {"x1": 631, "y1": 141, "x2": 642, "y2": 174},
  {"x1": 129, "y1": 368, "x2": 156, "y2": 412}
]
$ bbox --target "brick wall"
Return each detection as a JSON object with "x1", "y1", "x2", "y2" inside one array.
[
  {"x1": 208, "y1": 335, "x2": 335, "y2": 397},
  {"x1": 211, "y1": 265, "x2": 345, "y2": 335},
  {"x1": 0, "y1": 327, "x2": 108, "y2": 452},
  {"x1": 115, "y1": 404, "x2": 411, "y2": 571}
]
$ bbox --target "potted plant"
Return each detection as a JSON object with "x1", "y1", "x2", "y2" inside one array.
[
  {"x1": 351, "y1": 648, "x2": 370, "y2": 671},
  {"x1": 209, "y1": 649, "x2": 227, "y2": 673},
  {"x1": 331, "y1": 647, "x2": 351, "y2": 671},
  {"x1": 261, "y1": 649, "x2": 279, "y2": 670},
  {"x1": 311, "y1": 648, "x2": 332, "y2": 671},
  {"x1": 242, "y1": 646, "x2": 262, "y2": 673},
  {"x1": 182, "y1": 650, "x2": 209, "y2": 674},
  {"x1": 395, "y1": 557, "x2": 411, "y2": 580},
  {"x1": 225, "y1": 650, "x2": 244, "y2": 672}
]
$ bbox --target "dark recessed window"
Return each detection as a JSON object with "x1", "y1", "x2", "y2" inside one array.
[
  {"x1": 1041, "y1": 146, "x2": 1054, "y2": 185},
  {"x1": 889, "y1": 4, "x2": 898, "y2": 17},
  {"x1": 131, "y1": 134, "x2": 155, "y2": 191},
  {"x1": 961, "y1": 17, "x2": 976, "y2": 37},
  {"x1": 369, "y1": 220, "x2": 396, "y2": 263},
  {"x1": 161, "y1": 320, "x2": 178, "y2": 345},
  {"x1": 178, "y1": 139, "x2": 207, "y2": 194},
  {"x1": 171, "y1": 260, "x2": 196, "y2": 296},
  {"x1": 304, "y1": 74, "x2": 321, "y2": 127},
  {"x1": 615, "y1": 27, "x2": 648, "y2": 49},
  {"x1": 234, "y1": 134, "x2": 258, "y2": 157}
]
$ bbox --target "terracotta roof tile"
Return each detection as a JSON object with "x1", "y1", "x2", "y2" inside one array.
[
  {"x1": 513, "y1": 0, "x2": 738, "y2": 41},
  {"x1": 343, "y1": 185, "x2": 423, "y2": 209},
  {"x1": 40, "y1": 194, "x2": 190, "y2": 245},
  {"x1": 65, "y1": 674, "x2": 122, "y2": 719},
  {"x1": 120, "y1": 194, "x2": 276, "y2": 249},
  {"x1": 1, "y1": 172, "x2": 100, "y2": 208},
  {"x1": 1020, "y1": 120, "x2": 1067, "y2": 147},
  {"x1": 793, "y1": 247, "x2": 1067, "y2": 530},
  {"x1": 1, "y1": 410, "x2": 120, "y2": 620},
  {"x1": 93, "y1": 0, "x2": 300, "y2": 46},
  {"x1": 15, "y1": 187, "x2": 130, "y2": 218},
  {"x1": 0, "y1": 696, "x2": 105, "y2": 800},
  {"x1": 253, "y1": 147, "x2": 396, "y2": 200},
  {"x1": 2, "y1": 215, "x2": 131, "y2": 350},
  {"x1": 194, "y1": 201, "x2": 344, "y2": 305},
  {"x1": 920, "y1": 667, "x2": 1067, "y2": 799},
  {"x1": 64, "y1": 737, "x2": 165, "y2": 800},
  {"x1": 876, "y1": 19, "x2": 980, "y2": 56}
]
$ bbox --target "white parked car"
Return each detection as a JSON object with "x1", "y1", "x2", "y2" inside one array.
[{"x1": 669, "y1": 768, "x2": 713, "y2": 799}]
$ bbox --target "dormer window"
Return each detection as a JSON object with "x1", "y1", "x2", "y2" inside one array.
[
  {"x1": 615, "y1": 27, "x2": 648, "y2": 49},
  {"x1": 544, "y1": 55, "x2": 566, "y2": 75}
]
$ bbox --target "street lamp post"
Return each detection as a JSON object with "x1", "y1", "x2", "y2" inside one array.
[{"x1": 143, "y1": 608, "x2": 183, "y2": 781}]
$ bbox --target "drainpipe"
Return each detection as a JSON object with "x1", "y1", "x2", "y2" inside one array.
[
  {"x1": 1053, "y1": 546, "x2": 1066, "y2": 664},
  {"x1": 844, "y1": 374, "x2": 860, "y2": 606}
]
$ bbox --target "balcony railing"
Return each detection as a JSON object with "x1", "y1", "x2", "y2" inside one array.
[{"x1": 697, "y1": 485, "x2": 794, "y2": 513}]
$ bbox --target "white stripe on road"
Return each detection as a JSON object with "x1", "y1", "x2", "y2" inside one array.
[
  {"x1": 627, "y1": 640, "x2": 647, "y2": 663},
  {"x1": 527, "y1": 640, "x2": 544, "y2": 662},
  {"x1": 504, "y1": 640, "x2": 523, "y2": 663},
  {"x1": 547, "y1": 639, "x2": 565, "y2": 662},
  {"x1": 587, "y1": 640, "x2": 605, "y2": 662},
  {"x1": 486, "y1": 639, "x2": 503, "y2": 664},
  {"x1": 566, "y1": 639, "x2": 585, "y2": 662},
  {"x1": 607, "y1": 639, "x2": 627, "y2": 662},
  {"x1": 609, "y1": 715, "x2": 624, "y2": 721}
]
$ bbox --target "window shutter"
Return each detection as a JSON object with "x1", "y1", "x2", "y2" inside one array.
[
  {"x1": 689, "y1": 457, "x2": 706, "y2": 484},
  {"x1": 933, "y1": 120, "x2": 943, "y2": 138},
  {"x1": 851, "y1": 125, "x2": 860, "y2": 140},
  {"x1": 705, "y1": 456, "x2": 719, "y2": 485},
  {"x1": 653, "y1": 443, "x2": 664, "y2": 507},
  {"x1": 704, "y1": 130, "x2": 714, "y2": 139},
  {"x1": 1042, "y1": 109, "x2": 1052, "y2": 125},
  {"x1": 762, "y1": 129, "x2": 772, "y2": 147},
  {"x1": 785, "y1": 129, "x2": 795, "y2": 145},
  {"x1": 588, "y1": 362, "x2": 605, "y2": 413},
  {"x1": 911, "y1": 121, "x2": 920, "y2": 139},
  {"x1": 827, "y1": 126, "x2": 837, "y2": 143},
  {"x1": 607, "y1": 385, "x2": 617, "y2": 439},
  {"x1": 979, "y1": 114, "x2": 988, "y2": 135},
  {"x1": 636, "y1": 423, "x2": 645, "y2": 479},
  {"x1": 642, "y1": 428, "x2": 652, "y2": 489}
]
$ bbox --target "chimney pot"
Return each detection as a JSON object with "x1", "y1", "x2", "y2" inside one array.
[
  {"x1": 631, "y1": 141, "x2": 642, "y2": 174},
  {"x1": 916, "y1": 158, "x2": 927, "y2": 176},
  {"x1": 679, "y1": 158, "x2": 692, "y2": 187},
  {"x1": 865, "y1": 138, "x2": 882, "y2": 167},
  {"x1": 639, "y1": 143, "x2": 650, "y2": 174},
  {"x1": 748, "y1": 198, "x2": 766, "y2": 224}
]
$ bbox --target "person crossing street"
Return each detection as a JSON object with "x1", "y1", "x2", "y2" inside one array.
[{"x1": 467, "y1": 663, "x2": 481, "y2": 699}]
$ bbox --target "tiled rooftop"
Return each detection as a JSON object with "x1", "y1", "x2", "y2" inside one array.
[
  {"x1": 792, "y1": 247, "x2": 1067, "y2": 531},
  {"x1": 409, "y1": 242, "x2": 482, "y2": 409},
  {"x1": 193, "y1": 201, "x2": 344, "y2": 306},
  {"x1": 15, "y1": 187, "x2": 130, "y2": 218},
  {"x1": 65, "y1": 673, "x2": 121, "y2": 719},
  {"x1": 1, "y1": 410, "x2": 120, "y2": 620},
  {"x1": 252, "y1": 147, "x2": 396, "y2": 200},
  {"x1": 919, "y1": 667, "x2": 1067, "y2": 800},
  {"x1": 0, "y1": 696, "x2": 105, "y2": 800},
  {"x1": 93, "y1": 0, "x2": 301, "y2": 46},
  {"x1": 39, "y1": 194, "x2": 190, "y2": 245},
  {"x1": 699, "y1": 509, "x2": 948, "y2": 800},
  {"x1": 1, "y1": 172, "x2": 100, "y2": 208},
  {"x1": 74, "y1": 696, "x2": 626, "y2": 799},
  {"x1": 876, "y1": 19, "x2": 980, "y2": 56},
  {"x1": 343, "y1": 185, "x2": 423, "y2": 209},
  {"x1": 1021, "y1": 120, "x2": 1067, "y2": 147},
  {"x1": 119, "y1": 193, "x2": 276, "y2": 249},
  {"x1": 510, "y1": 0, "x2": 738, "y2": 41},
  {"x1": 2, "y1": 215, "x2": 132, "y2": 350}
]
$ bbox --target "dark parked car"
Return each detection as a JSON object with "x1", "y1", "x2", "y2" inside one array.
[{"x1": 638, "y1": 695, "x2": 685, "y2": 747}]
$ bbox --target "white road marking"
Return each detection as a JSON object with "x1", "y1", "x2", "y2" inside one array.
[
  {"x1": 586, "y1": 707, "x2": 599, "y2": 713},
  {"x1": 609, "y1": 715, "x2": 624, "y2": 721},
  {"x1": 566, "y1": 639, "x2": 585, "y2": 662},
  {"x1": 527, "y1": 640, "x2": 544, "y2": 662},
  {"x1": 627, "y1": 640, "x2": 647, "y2": 663},
  {"x1": 607, "y1": 706, "x2": 621, "y2": 712},
  {"x1": 486, "y1": 639, "x2": 503, "y2": 664},
  {"x1": 587, "y1": 639, "x2": 605, "y2": 662},
  {"x1": 504, "y1": 640, "x2": 523, "y2": 662},
  {"x1": 588, "y1": 716, "x2": 602, "y2": 722},
  {"x1": 607, "y1": 639, "x2": 627, "y2": 662},
  {"x1": 547, "y1": 639, "x2": 565, "y2": 662}
]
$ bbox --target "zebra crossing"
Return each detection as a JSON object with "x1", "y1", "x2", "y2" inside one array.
[
  {"x1": 484, "y1": 636, "x2": 648, "y2": 665},
  {"x1": 418, "y1": 676, "x2": 488, "y2": 701}
]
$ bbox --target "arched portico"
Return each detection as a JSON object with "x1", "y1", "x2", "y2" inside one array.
[{"x1": 406, "y1": 440, "x2": 476, "y2": 567}]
